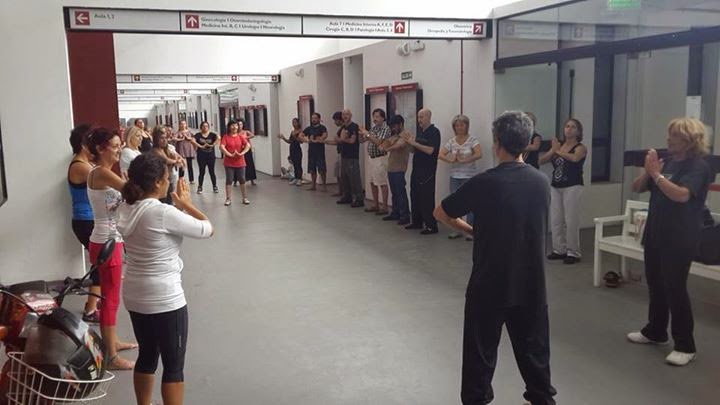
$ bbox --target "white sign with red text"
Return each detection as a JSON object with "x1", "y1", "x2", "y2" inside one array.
[
  {"x1": 68, "y1": 8, "x2": 179, "y2": 31},
  {"x1": 179, "y1": 12, "x2": 301, "y2": 35},
  {"x1": 303, "y1": 16, "x2": 409, "y2": 38},
  {"x1": 410, "y1": 20, "x2": 488, "y2": 39}
]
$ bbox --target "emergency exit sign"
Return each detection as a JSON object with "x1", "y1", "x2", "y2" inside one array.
[
  {"x1": 608, "y1": 0, "x2": 641, "y2": 10},
  {"x1": 401, "y1": 71, "x2": 413, "y2": 80}
]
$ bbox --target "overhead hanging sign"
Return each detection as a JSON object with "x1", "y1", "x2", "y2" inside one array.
[
  {"x1": 116, "y1": 74, "x2": 281, "y2": 84},
  {"x1": 66, "y1": 8, "x2": 492, "y2": 40},
  {"x1": 179, "y1": 12, "x2": 302, "y2": 35},
  {"x1": 303, "y1": 16, "x2": 409, "y2": 38},
  {"x1": 68, "y1": 8, "x2": 179, "y2": 32},
  {"x1": 410, "y1": 20, "x2": 488, "y2": 39}
]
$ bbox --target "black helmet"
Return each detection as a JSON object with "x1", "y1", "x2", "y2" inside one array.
[{"x1": 23, "y1": 307, "x2": 106, "y2": 397}]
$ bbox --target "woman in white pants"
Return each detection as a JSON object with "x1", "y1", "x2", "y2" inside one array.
[{"x1": 539, "y1": 118, "x2": 587, "y2": 264}]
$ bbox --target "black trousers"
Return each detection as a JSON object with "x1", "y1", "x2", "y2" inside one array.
[
  {"x1": 245, "y1": 148, "x2": 257, "y2": 181},
  {"x1": 196, "y1": 153, "x2": 217, "y2": 188},
  {"x1": 641, "y1": 242, "x2": 696, "y2": 353},
  {"x1": 462, "y1": 296, "x2": 556, "y2": 405},
  {"x1": 291, "y1": 153, "x2": 303, "y2": 181},
  {"x1": 185, "y1": 157, "x2": 194, "y2": 182},
  {"x1": 410, "y1": 172, "x2": 437, "y2": 230}
]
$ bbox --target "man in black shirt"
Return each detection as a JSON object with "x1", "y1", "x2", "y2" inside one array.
[
  {"x1": 434, "y1": 111, "x2": 556, "y2": 405},
  {"x1": 337, "y1": 109, "x2": 364, "y2": 207},
  {"x1": 402, "y1": 109, "x2": 441, "y2": 234},
  {"x1": 302, "y1": 112, "x2": 328, "y2": 191}
]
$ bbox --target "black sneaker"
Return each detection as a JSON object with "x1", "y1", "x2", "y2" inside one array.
[
  {"x1": 563, "y1": 256, "x2": 580, "y2": 265},
  {"x1": 336, "y1": 199, "x2": 352, "y2": 205},
  {"x1": 213, "y1": 186, "x2": 219, "y2": 193},
  {"x1": 547, "y1": 252, "x2": 567, "y2": 260},
  {"x1": 197, "y1": 187, "x2": 203, "y2": 194},
  {"x1": 420, "y1": 228, "x2": 439, "y2": 235}
]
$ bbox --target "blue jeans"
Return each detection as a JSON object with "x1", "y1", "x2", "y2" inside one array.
[
  {"x1": 388, "y1": 171, "x2": 409, "y2": 220},
  {"x1": 450, "y1": 177, "x2": 474, "y2": 225}
]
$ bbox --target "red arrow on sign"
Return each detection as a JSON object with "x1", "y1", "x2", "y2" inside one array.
[
  {"x1": 394, "y1": 21, "x2": 406, "y2": 34},
  {"x1": 185, "y1": 14, "x2": 199, "y2": 29},
  {"x1": 473, "y1": 23, "x2": 484, "y2": 35},
  {"x1": 75, "y1": 11, "x2": 90, "y2": 26}
]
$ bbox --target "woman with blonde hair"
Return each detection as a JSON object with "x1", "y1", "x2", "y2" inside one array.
[
  {"x1": 627, "y1": 117, "x2": 713, "y2": 366},
  {"x1": 438, "y1": 114, "x2": 482, "y2": 240},
  {"x1": 120, "y1": 126, "x2": 143, "y2": 179}
]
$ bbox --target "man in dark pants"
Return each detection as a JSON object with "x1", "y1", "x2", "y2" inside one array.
[
  {"x1": 434, "y1": 111, "x2": 557, "y2": 405},
  {"x1": 403, "y1": 108, "x2": 441, "y2": 235},
  {"x1": 336, "y1": 109, "x2": 364, "y2": 207}
]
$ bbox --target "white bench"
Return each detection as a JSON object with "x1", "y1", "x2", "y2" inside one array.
[{"x1": 593, "y1": 200, "x2": 720, "y2": 287}]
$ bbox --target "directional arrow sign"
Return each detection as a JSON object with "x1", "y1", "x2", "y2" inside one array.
[
  {"x1": 473, "y1": 22, "x2": 484, "y2": 35},
  {"x1": 185, "y1": 14, "x2": 199, "y2": 29},
  {"x1": 394, "y1": 21, "x2": 406, "y2": 34},
  {"x1": 75, "y1": 11, "x2": 90, "y2": 26}
]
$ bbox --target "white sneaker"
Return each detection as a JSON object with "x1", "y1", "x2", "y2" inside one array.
[
  {"x1": 224, "y1": 199, "x2": 231, "y2": 206},
  {"x1": 242, "y1": 198, "x2": 250, "y2": 205},
  {"x1": 289, "y1": 179, "x2": 297, "y2": 185},
  {"x1": 627, "y1": 331, "x2": 669, "y2": 345},
  {"x1": 665, "y1": 351, "x2": 695, "y2": 366}
]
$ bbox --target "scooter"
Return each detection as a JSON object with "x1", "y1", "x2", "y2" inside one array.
[{"x1": 0, "y1": 239, "x2": 115, "y2": 404}]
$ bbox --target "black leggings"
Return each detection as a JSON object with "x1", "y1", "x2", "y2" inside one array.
[
  {"x1": 196, "y1": 153, "x2": 217, "y2": 188},
  {"x1": 291, "y1": 154, "x2": 303, "y2": 181},
  {"x1": 184, "y1": 157, "x2": 194, "y2": 182},
  {"x1": 129, "y1": 306, "x2": 188, "y2": 383},
  {"x1": 70, "y1": 219, "x2": 100, "y2": 286}
]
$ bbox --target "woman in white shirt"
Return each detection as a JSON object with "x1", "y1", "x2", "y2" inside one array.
[
  {"x1": 118, "y1": 153, "x2": 213, "y2": 405},
  {"x1": 438, "y1": 114, "x2": 483, "y2": 240},
  {"x1": 120, "y1": 126, "x2": 143, "y2": 179}
]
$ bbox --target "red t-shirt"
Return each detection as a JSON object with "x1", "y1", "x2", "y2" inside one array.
[{"x1": 221, "y1": 134, "x2": 249, "y2": 168}]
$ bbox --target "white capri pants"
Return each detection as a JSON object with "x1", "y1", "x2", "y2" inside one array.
[{"x1": 550, "y1": 185, "x2": 583, "y2": 258}]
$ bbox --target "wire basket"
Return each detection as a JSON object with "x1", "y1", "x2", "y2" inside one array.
[{"x1": 5, "y1": 352, "x2": 115, "y2": 404}]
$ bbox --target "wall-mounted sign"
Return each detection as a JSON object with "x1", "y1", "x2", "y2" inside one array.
[
  {"x1": 366, "y1": 86, "x2": 389, "y2": 94},
  {"x1": 299, "y1": 95, "x2": 314, "y2": 101},
  {"x1": 401, "y1": 71, "x2": 413, "y2": 80},
  {"x1": 410, "y1": 20, "x2": 488, "y2": 39},
  {"x1": 391, "y1": 83, "x2": 419, "y2": 92},
  {"x1": 303, "y1": 16, "x2": 409, "y2": 38},
  {"x1": 68, "y1": 8, "x2": 179, "y2": 32},
  {"x1": 179, "y1": 12, "x2": 302, "y2": 35}
]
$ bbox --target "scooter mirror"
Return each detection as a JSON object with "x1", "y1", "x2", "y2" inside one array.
[{"x1": 95, "y1": 239, "x2": 116, "y2": 267}]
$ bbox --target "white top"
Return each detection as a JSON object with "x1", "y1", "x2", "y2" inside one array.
[
  {"x1": 444, "y1": 136, "x2": 481, "y2": 179},
  {"x1": 87, "y1": 168, "x2": 123, "y2": 244},
  {"x1": 167, "y1": 144, "x2": 179, "y2": 184},
  {"x1": 117, "y1": 198, "x2": 213, "y2": 314},
  {"x1": 120, "y1": 148, "x2": 141, "y2": 175}
]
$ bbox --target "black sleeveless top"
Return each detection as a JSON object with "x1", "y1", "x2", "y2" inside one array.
[
  {"x1": 139, "y1": 136, "x2": 153, "y2": 153},
  {"x1": 551, "y1": 143, "x2": 585, "y2": 188}
]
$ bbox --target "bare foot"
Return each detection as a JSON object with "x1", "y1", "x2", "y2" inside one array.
[
  {"x1": 116, "y1": 341, "x2": 139, "y2": 351},
  {"x1": 107, "y1": 355, "x2": 135, "y2": 370}
]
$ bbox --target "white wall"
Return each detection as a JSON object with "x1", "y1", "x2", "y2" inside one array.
[{"x1": 119, "y1": 102, "x2": 155, "y2": 123}]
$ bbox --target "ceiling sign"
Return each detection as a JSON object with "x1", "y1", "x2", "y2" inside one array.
[
  {"x1": 179, "y1": 12, "x2": 302, "y2": 35},
  {"x1": 66, "y1": 8, "x2": 492, "y2": 40},
  {"x1": 303, "y1": 16, "x2": 409, "y2": 38},
  {"x1": 68, "y1": 8, "x2": 179, "y2": 32},
  {"x1": 117, "y1": 74, "x2": 280, "y2": 84},
  {"x1": 410, "y1": 20, "x2": 489, "y2": 39}
]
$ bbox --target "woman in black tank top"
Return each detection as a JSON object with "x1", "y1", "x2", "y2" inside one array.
[{"x1": 539, "y1": 119, "x2": 587, "y2": 264}]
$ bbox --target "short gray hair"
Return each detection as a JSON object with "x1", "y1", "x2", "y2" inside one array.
[
  {"x1": 451, "y1": 114, "x2": 470, "y2": 132},
  {"x1": 492, "y1": 111, "x2": 533, "y2": 157}
]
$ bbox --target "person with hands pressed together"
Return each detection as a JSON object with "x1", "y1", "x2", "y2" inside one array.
[
  {"x1": 193, "y1": 121, "x2": 219, "y2": 194},
  {"x1": 359, "y1": 108, "x2": 392, "y2": 215},
  {"x1": 220, "y1": 120, "x2": 251, "y2": 206},
  {"x1": 336, "y1": 109, "x2": 364, "y2": 207},
  {"x1": 626, "y1": 118, "x2": 713, "y2": 367},
  {"x1": 151, "y1": 126, "x2": 185, "y2": 205},
  {"x1": 174, "y1": 120, "x2": 197, "y2": 184},
  {"x1": 404, "y1": 108, "x2": 441, "y2": 235},
  {"x1": 539, "y1": 118, "x2": 587, "y2": 264},
  {"x1": 380, "y1": 115, "x2": 412, "y2": 225},
  {"x1": 278, "y1": 118, "x2": 306, "y2": 186},
  {"x1": 438, "y1": 114, "x2": 483, "y2": 240},
  {"x1": 301, "y1": 113, "x2": 329, "y2": 190},
  {"x1": 118, "y1": 153, "x2": 214, "y2": 405}
]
